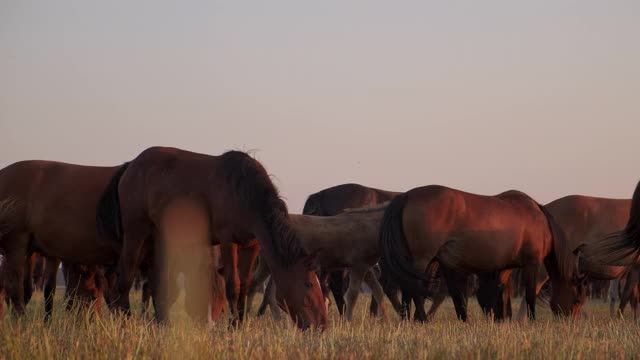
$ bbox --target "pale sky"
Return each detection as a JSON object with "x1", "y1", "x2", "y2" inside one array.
[{"x1": 1, "y1": 1, "x2": 639, "y2": 212}]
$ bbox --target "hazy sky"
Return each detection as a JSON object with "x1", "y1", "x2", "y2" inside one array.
[{"x1": 1, "y1": 1, "x2": 639, "y2": 211}]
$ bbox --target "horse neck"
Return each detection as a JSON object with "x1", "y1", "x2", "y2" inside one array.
[{"x1": 250, "y1": 214, "x2": 302, "y2": 273}]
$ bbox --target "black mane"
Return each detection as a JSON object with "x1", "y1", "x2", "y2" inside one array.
[{"x1": 219, "y1": 151, "x2": 305, "y2": 267}]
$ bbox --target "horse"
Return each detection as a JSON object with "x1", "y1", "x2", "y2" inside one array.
[
  {"x1": 0, "y1": 161, "x2": 123, "y2": 317},
  {"x1": 379, "y1": 185, "x2": 572, "y2": 321},
  {"x1": 302, "y1": 183, "x2": 400, "y2": 314},
  {"x1": 249, "y1": 204, "x2": 393, "y2": 320},
  {"x1": 300, "y1": 184, "x2": 418, "y2": 317},
  {"x1": 504, "y1": 196, "x2": 632, "y2": 319},
  {"x1": 95, "y1": 147, "x2": 327, "y2": 330}
]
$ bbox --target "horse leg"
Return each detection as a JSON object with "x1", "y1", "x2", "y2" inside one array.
[
  {"x1": 363, "y1": 269, "x2": 386, "y2": 318},
  {"x1": 220, "y1": 241, "x2": 240, "y2": 326},
  {"x1": 344, "y1": 267, "x2": 366, "y2": 321},
  {"x1": 141, "y1": 278, "x2": 152, "y2": 316},
  {"x1": 497, "y1": 270, "x2": 513, "y2": 321},
  {"x1": 523, "y1": 264, "x2": 538, "y2": 320},
  {"x1": 441, "y1": 266, "x2": 469, "y2": 322},
  {"x1": 43, "y1": 257, "x2": 60, "y2": 322},
  {"x1": 3, "y1": 232, "x2": 29, "y2": 315},
  {"x1": 266, "y1": 277, "x2": 282, "y2": 321},
  {"x1": 328, "y1": 270, "x2": 347, "y2": 316},
  {"x1": 608, "y1": 279, "x2": 620, "y2": 317},
  {"x1": 246, "y1": 256, "x2": 270, "y2": 316},
  {"x1": 23, "y1": 252, "x2": 37, "y2": 305},
  {"x1": 379, "y1": 277, "x2": 403, "y2": 316},
  {"x1": 114, "y1": 226, "x2": 149, "y2": 315},
  {"x1": 257, "y1": 275, "x2": 272, "y2": 317},
  {"x1": 184, "y1": 252, "x2": 212, "y2": 324},
  {"x1": 150, "y1": 250, "x2": 175, "y2": 323},
  {"x1": 237, "y1": 243, "x2": 260, "y2": 322},
  {"x1": 425, "y1": 285, "x2": 446, "y2": 322},
  {"x1": 397, "y1": 290, "x2": 413, "y2": 320}
]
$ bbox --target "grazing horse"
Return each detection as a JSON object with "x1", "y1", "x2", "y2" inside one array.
[
  {"x1": 300, "y1": 184, "x2": 411, "y2": 316},
  {"x1": 248, "y1": 204, "x2": 391, "y2": 320},
  {"x1": 379, "y1": 186, "x2": 571, "y2": 321},
  {"x1": 96, "y1": 147, "x2": 327, "y2": 330},
  {"x1": 0, "y1": 161, "x2": 122, "y2": 316},
  {"x1": 506, "y1": 196, "x2": 631, "y2": 318}
]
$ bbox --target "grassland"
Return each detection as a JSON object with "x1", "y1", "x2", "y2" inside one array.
[{"x1": 1, "y1": 291, "x2": 639, "y2": 359}]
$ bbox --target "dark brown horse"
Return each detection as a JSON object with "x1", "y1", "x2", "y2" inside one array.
[
  {"x1": 0, "y1": 161, "x2": 123, "y2": 316},
  {"x1": 503, "y1": 196, "x2": 632, "y2": 319},
  {"x1": 379, "y1": 186, "x2": 572, "y2": 321},
  {"x1": 96, "y1": 147, "x2": 327, "y2": 330}
]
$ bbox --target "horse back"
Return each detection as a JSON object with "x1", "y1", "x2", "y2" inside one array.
[
  {"x1": 402, "y1": 185, "x2": 552, "y2": 270},
  {"x1": 303, "y1": 183, "x2": 399, "y2": 216},
  {"x1": 546, "y1": 195, "x2": 631, "y2": 249}
]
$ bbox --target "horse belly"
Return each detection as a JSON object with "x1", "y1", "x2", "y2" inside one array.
[{"x1": 437, "y1": 232, "x2": 520, "y2": 273}]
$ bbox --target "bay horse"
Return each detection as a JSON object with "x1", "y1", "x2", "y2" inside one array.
[
  {"x1": 379, "y1": 185, "x2": 572, "y2": 321},
  {"x1": 0, "y1": 161, "x2": 123, "y2": 316},
  {"x1": 96, "y1": 147, "x2": 326, "y2": 330},
  {"x1": 506, "y1": 196, "x2": 632, "y2": 319}
]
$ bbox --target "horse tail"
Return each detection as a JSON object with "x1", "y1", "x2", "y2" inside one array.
[
  {"x1": 584, "y1": 181, "x2": 640, "y2": 267},
  {"x1": 379, "y1": 193, "x2": 429, "y2": 297},
  {"x1": 96, "y1": 162, "x2": 130, "y2": 243},
  {"x1": 0, "y1": 198, "x2": 17, "y2": 237},
  {"x1": 537, "y1": 203, "x2": 574, "y2": 280}
]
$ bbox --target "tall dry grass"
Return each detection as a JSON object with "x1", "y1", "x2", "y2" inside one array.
[{"x1": 1, "y1": 290, "x2": 639, "y2": 359}]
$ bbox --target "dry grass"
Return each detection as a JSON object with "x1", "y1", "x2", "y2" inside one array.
[{"x1": 1, "y1": 291, "x2": 639, "y2": 359}]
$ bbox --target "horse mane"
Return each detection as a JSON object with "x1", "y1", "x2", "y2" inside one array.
[
  {"x1": 584, "y1": 180, "x2": 640, "y2": 267},
  {"x1": 219, "y1": 151, "x2": 305, "y2": 267},
  {"x1": 96, "y1": 162, "x2": 130, "y2": 243},
  {"x1": 341, "y1": 201, "x2": 390, "y2": 214}
]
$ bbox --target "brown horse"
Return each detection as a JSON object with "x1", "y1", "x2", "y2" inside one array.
[
  {"x1": 515, "y1": 196, "x2": 632, "y2": 317},
  {"x1": 0, "y1": 161, "x2": 123, "y2": 316},
  {"x1": 95, "y1": 147, "x2": 327, "y2": 330},
  {"x1": 379, "y1": 185, "x2": 572, "y2": 321}
]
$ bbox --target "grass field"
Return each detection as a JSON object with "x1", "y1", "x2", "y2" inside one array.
[{"x1": 1, "y1": 291, "x2": 639, "y2": 359}]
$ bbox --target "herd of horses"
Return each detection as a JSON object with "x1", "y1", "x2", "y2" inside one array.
[{"x1": 0, "y1": 146, "x2": 639, "y2": 332}]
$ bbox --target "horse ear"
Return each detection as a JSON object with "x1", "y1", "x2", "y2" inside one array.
[{"x1": 303, "y1": 250, "x2": 322, "y2": 271}]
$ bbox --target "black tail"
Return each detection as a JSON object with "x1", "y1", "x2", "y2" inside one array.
[
  {"x1": 96, "y1": 162, "x2": 130, "y2": 243},
  {"x1": 378, "y1": 193, "x2": 430, "y2": 297},
  {"x1": 584, "y1": 181, "x2": 640, "y2": 267},
  {"x1": 537, "y1": 203, "x2": 574, "y2": 280}
]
